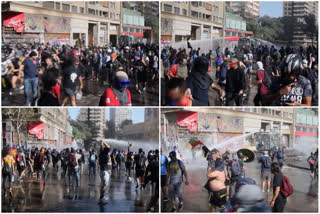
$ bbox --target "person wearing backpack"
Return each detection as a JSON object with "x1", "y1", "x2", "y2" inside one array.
[
  {"x1": 16, "y1": 148, "x2": 27, "y2": 182},
  {"x1": 167, "y1": 151, "x2": 189, "y2": 212},
  {"x1": 88, "y1": 146, "x2": 97, "y2": 180},
  {"x1": 307, "y1": 152, "x2": 316, "y2": 178},
  {"x1": 134, "y1": 148, "x2": 146, "y2": 189},
  {"x1": 68, "y1": 147, "x2": 81, "y2": 187},
  {"x1": 277, "y1": 148, "x2": 284, "y2": 165},
  {"x1": 270, "y1": 162, "x2": 292, "y2": 212},
  {"x1": 249, "y1": 61, "x2": 269, "y2": 106},
  {"x1": 2, "y1": 149, "x2": 15, "y2": 197},
  {"x1": 258, "y1": 151, "x2": 272, "y2": 193},
  {"x1": 229, "y1": 153, "x2": 244, "y2": 186},
  {"x1": 34, "y1": 147, "x2": 45, "y2": 182}
]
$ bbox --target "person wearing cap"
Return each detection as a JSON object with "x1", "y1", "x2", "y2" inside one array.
[
  {"x1": 258, "y1": 151, "x2": 272, "y2": 193},
  {"x1": 61, "y1": 57, "x2": 83, "y2": 106},
  {"x1": 99, "y1": 71, "x2": 132, "y2": 106},
  {"x1": 225, "y1": 57, "x2": 245, "y2": 106},
  {"x1": 20, "y1": 51, "x2": 39, "y2": 106},
  {"x1": 104, "y1": 52, "x2": 123, "y2": 86}
]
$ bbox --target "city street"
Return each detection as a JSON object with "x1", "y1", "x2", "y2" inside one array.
[
  {"x1": 2, "y1": 164, "x2": 157, "y2": 212},
  {"x1": 2, "y1": 79, "x2": 159, "y2": 106},
  {"x1": 161, "y1": 157, "x2": 318, "y2": 212}
]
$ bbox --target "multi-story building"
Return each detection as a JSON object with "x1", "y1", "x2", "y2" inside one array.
[
  {"x1": 161, "y1": 2, "x2": 225, "y2": 44},
  {"x1": 79, "y1": 108, "x2": 105, "y2": 140},
  {"x1": 109, "y1": 109, "x2": 132, "y2": 132},
  {"x1": 295, "y1": 108, "x2": 318, "y2": 142},
  {"x1": 2, "y1": 108, "x2": 68, "y2": 149},
  {"x1": 145, "y1": 108, "x2": 159, "y2": 122},
  {"x1": 283, "y1": 1, "x2": 318, "y2": 46},
  {"x1": 161, "y1": 108, "x2": 295, "y2": 152},
  {"x1": 2, "y1": 1, "x2": 121, "y2": 46},
  {"x1": 224, "y1": 12, "x2": 253, "y2": 38},
  {"x1": 226, "y1": 1, "x2": 260, "y2": 18}
]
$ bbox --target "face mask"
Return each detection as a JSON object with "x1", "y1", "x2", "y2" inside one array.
[{"x1": 118, "y1": 79, "x2": 130, "y2": 88}]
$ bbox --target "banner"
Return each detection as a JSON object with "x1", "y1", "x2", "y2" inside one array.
[
  {"x1": 29, "y1": 122, "x2": 44, "y2": 139},
  {"x1": 3, "y1": 12, "x2": 25, "y2": 32},
  {"x1": 177, "y1": 112, "x2": 198, "y2": 132}
]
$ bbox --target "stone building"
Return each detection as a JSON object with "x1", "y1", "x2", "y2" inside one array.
[{"x1": 2, "y1": 1, "x2": 121, "y2": 46}]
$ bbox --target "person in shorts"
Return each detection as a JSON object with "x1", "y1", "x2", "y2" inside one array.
[
  {"x1": 168, "y1": 151, "x2": 189, "y2": 212},
  {"x1": 259, "y1": 151, "x2": 272, "y2": 193}
]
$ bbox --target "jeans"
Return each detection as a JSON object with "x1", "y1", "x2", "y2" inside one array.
[
  {"x1": 2, "y1": 172, "x2": 13, "y2": 193},
  {"x1": 89, "y1": 162, "x2": 96, "y2": 177},
  {"x1": 69, "y1": 167, "x2": 80, "y2": 186},
  {"x1": 24, "y1": 77, "x2": 39, "y2": 105}
]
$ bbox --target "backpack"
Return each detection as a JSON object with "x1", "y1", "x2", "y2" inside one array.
[
  {"x1": 231, "y1": 160, "x2": 241, "y2": 177},
  {"x1": 16, "y1": 153, "x2": 22, "y2": 163},
  {"x1": 90, "y1": 153, "x2": 96, "y2": 162},
  {"x1": 116, "y1": 153, "x2": 121, "y2": 163},
  {"x1": 277, "y1": 151, "x2": 283, "y2": 159},
  {"x1": 281, "y1": 175, "x2": 293, "y2": 197},
  {"x1": 2, "y1": 159, "x2": 11, "y2": 175},
  {"x1": 136, "y1": 154, "x2": 145, "y2": 169},
  {"x1": 263, "y1": 157, "x2": 271, "y2": 168},
  {"x1": 262, "y1": 70, "x2": 272, "y2": 88},
  {"x1": 69, "y1": 153, "x2": 77, "y2": 167}
]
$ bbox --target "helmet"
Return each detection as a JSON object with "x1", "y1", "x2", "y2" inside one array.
[{"x1": 193, "y1": 57, "x2": 209, "y2": 73}]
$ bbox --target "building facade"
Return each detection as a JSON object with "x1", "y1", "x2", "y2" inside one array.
[
  {"x1": 226, "y1": 1, "x2": 260, "y2": 18},
  {"x1": 295, "y1": 108, "x2": 318, "y2": 140},
  {"x1": 2, "y1": 1, "x2": 121, "y2": 46},
  {"x1": 144, "y1": 108, "x2": 159, "y2": 122},
  {"x1": 283, "y1": 1, "x2": 318, "y2": 46},
  {"x1": 109, "y1": 109, "x2": 132, "y2": 132},
  {"x1": 2, "y1": 108, "x2": 68, "y2": 149},
  {"x1": 161, "y1": 108, "x2": 295, "y2": 152},
  {"x1": 161, "y1": 2, "x2": 225, "y2": 44},
  {"x1": 79, "y1": 108, "x2": 105, "y2": 140},
  {"x1": 225, "y1": 12, "x2": 253, "y2": 38}
]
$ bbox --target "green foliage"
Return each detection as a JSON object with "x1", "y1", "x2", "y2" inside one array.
[
  {"x1": 120, "y1": 119, "x2": 133, "y2": 129},
  {"x1": 3, "y1": 108, "x2": 37, "y2": 146},
  {"x1": 300, "y1": 15, "x2": 317, "y2": 46},
  {"x1": 105, "y1": 120, "x2": 116, "y2": 139}
]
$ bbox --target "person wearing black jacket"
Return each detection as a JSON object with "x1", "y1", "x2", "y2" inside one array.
[
  {"x1": 186, "y1": 57, "x2": 224, "y2": 106},
  {"x1": 225, "y1": 57, "x2": 245, "y2": 106}
]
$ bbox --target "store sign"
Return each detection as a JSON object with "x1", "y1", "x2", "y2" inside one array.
[
  {"x1": 29, "y1": 122, "x2": 44, "y2": 139},
  {"x1": 3, "y1": 12, "x2": 25, "y2": 32}
]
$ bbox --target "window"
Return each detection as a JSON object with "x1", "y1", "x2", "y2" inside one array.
[
  {"x1": 72, "y1": 6, "x2": 77, "y2": 13},
  {"x1": 43, "y1": 1, "x2": 54, "y2": 9},
  {"x1": 56, "y1": 2, "x2": 60, "y2": 10},
  {"x1": 103, "y1": 12, "x2": 109, "y2": 17},
  {"x1": 80, "y1": 7, "x2": 84, "y2": 14},
  {"x1": 164, "y1": 4, "x2": 172, "y2": 12},
  {"x1": 88, "y1": 8, "x2": 95, "y2": 15},
  {"x1": 191, "y1": 2, "x2": 199, "y2": 7},
  {"x1": 100, "y1": 11, "x2": 102, "y2": 16},
  {"x1": 191, "y1": 11, "x2": 198, "y2": 18},
  {"x1": 62, "y1": 4, "x2": 70, "y2": 12},
  {"x1": 182, "y1": 9, "x2": 187, "y2": 16},
  {"x1": 174, "y1": 7, "x2": 180, "y2": 15}
]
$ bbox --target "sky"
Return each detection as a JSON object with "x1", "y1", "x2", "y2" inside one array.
[
  {"x1": 68, "y1": 108, "x2": 145, "y2": 123},
  {"x1": 260, "y1": 2, "x2": 283, "y2": 18}
]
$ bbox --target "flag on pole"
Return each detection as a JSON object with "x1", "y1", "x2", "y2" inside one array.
[{"x1": 188, "y1": 138, "x2": 203, "y2": 149}]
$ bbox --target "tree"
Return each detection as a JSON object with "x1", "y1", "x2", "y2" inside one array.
[
  {"x1": 69, "y1": 120, "x2": 95, "y2": 150},
  {"x1": 120, "y1": 119, "x2": 133, "y2": 129},
  {"x1": 105, "y1": 120, "x2": 116, "y2": 139},
  {"x1": 3, "y1": 108, "x2": 37, "y2": 147},
  {"x1": 300, "y1": 15, "x2": 317, "y2": 46},
  {"x1": 280, "y1": 16, "x2": 297, "y2": 45}
]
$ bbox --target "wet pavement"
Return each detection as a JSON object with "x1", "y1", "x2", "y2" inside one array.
[
  {"x1": 2, "y1": 79, "x2": 159, "y2": 106},
  {"x1": 161, "y1": 157, "x2": 318, "y2": 212},
  {"x1": 2, "y1": 164, "x2": 158, "y2": 212}
]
